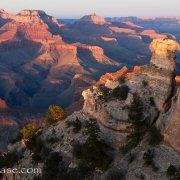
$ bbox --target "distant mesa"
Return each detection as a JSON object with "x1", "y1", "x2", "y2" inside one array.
[
  {"x1": 124, "y1": 21, "x2": 143, "y2": 29},
  {"x1": 77, "y1": 13, "x2": 107, "y2": 25},
  {"x1": 17, "y1": 10, "x2": 47, "y2": 16}
]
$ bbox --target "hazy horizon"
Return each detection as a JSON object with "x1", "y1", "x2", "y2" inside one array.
[{"x1": 0, "y1": 0, "x2": 180, "y2": 18}]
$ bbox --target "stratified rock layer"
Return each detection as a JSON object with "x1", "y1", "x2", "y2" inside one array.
[
  {"x1": 156, "y1": 87, "x2": 180, "y2": 153},
  {"x1": 82, "y1": 38, "x2": 180, "y2": 152},
  {"x1": 77, "y1": 13, "x2": 107, "y2": 25}
]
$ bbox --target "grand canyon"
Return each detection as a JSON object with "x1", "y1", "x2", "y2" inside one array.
[{"x1": 0, "y1": 9, "x2": 180, "y2": 180}]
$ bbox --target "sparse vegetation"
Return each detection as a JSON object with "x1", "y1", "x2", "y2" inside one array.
[
  {"x1": 167, "y1": 165, "x2": 178, "y2": 176},
  {"x1": 46, "y1": 137, "x2": 59, "y2": 144},
  {"x1": 167, "y1": 165, "x2": 180, "y2": 179},
  {"x1": 44, "y1": 105, "x2": 66, "y2": 126},
  {"x1": 112, "y1": 85, "x2": 129, "y2": 100},
  {"x1": 105, "y1": 168, "x2": 125, "y2": 180},
  {"x1": 142, "y1": 80, "x2": 148, "y2": 87},
  {"x1": 118, "y1": 75, "x2": 126, "y2": 84},
  {"x1": 21, "y1": 122, "x2": 51, "y2": 164},
  {"x1": 128, "y1": 153, "x2": 136, "y2": 163},
  {"x1": 150, "y1": 97, "x2": 155, "y2": 106},
  {"x1": 66, "y1": 117, "x2": 82, "y2": 133},
  {"x1": 42, "y1": 152, "x2": 88, "y2": 180},
  {"x1": 147, "y1": 126, "x2": 163, "y2": 145},
  {"x1": 143, "y1": 149, "x2": 159, "y2": 172},
  {"x1": 84, "y1": 118, "x2": 101, "y2": 138},
  {"x1": 25, "y1": 135, "x2": 51, "y2": 164},
  {"x1": 120, "y1": 93, "x2": 144, "y2": 154},
  {"x1": 0, "y1": 150, "x2": 19, "y2": 168},
  {"x1": 98, "y1": 84, "x2": 110, "y2": 96},
  {"x1": 42, "y1": 152, "x2": 66, "y2": 180},
  {"x1": 128, "y1": 93, "x2": 144, "y2": 127},
  {"x1": 73, "y1": 119, "x2": 113, "y2": 171},
  {"x1": 21, "y1": 122, "x2": 39, "y2": 142}
]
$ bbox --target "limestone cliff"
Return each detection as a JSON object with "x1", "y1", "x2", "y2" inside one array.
[{"x1": 82, "y1": 38, "x2": 180, "y2": 152}]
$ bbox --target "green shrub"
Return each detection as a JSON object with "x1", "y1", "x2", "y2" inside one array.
[
  {"x1": 45, "y1": 105, "x2": 66, "y2": 126},
  {"x1": 143, "y1": 149, "x2": 158, "y2": 172},
  {"x1": 112, "y1": 85, "x2": 129, "y2": 100},
  {"x1": 143, "y1": 149, "x2": 155, "y2": 165},
  {"x1": 128, "y1": 153, "x2": 136, "y2": 163},
  {"x1": 25, "y1": 135, "x2": 44, "y2": 153},
  {"x1": 167, "y1": 164, "x2": 180, "y2": 179},
  {"x1": 105, "y1": 168, "x2": 125, "y2": 180},
  {"x1": 148, "y1": 126, "x2": 163, "y2": 145},
  {"x1": 150, "y1": 97, "x2": 155, "y2": 106},
  {"x1": 98, "y1": 85, "x2": 110, "y2": 96},
  {"x1": 121, "y1": 129, "x2": 143, "y2": 154},
  {"x1": 77, "y1": 163, "x2": 94, "y2": 178},
  {"x1": 142, "y1": 80, "x2": 148, "y2": 87},
  {"x1": 0, "y1": 150, "x2": 19, "y2": 168},
  {"x1": 25, "y1": 134, "x2": 51, "y2": 164},
  {"x1": 167, "y1": 165, "x2": 177, "y2": 176},
  {"x1": 73, "y1": 137, "x2": 112, "y2": 171},
  {"x1": 66, "y1": 118, "x2": 82, "y2": 133},
  {"x1": 118, "y1": 75, "x2": 126, "y2": 84},
  {"x1": 31, "y1": 153, "x2": 41, "y2": 164},
  {"x1": 121, "y1": 94, "x2": 145, "y2": 154},
  {"x1": 84, "y1": 119, "x2": 101, "y2": 138},
  {"x1": 73, "y1": 119, "x2": 113, "y2": 171},
  {"x1": 128, "y1": 93, "x2": 144, "y2": 127},
  {"x1": 46, "y1": 137, "x2": 59, "y2": 144},
  {"x1": 42, "y1": 152, "x2": 66, "y2": 180},
  {"x1": 120, "y1": 143, "x2": 133, "y2": 155}
]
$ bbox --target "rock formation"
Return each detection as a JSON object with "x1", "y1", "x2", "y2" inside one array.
[
  {"x1": 82, "y1": 38, "x2": 180, "y2": 152},
  {"x1": 156, "y1": 87, "x2": 180, "y2": 152},
  {"x1": 77, "y1": 13, "x2": 107, "y2": 25}
]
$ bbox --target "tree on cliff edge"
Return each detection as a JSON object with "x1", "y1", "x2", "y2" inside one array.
[{"x1": 44, "y1": 105, "x2": 66, "y2": 126}]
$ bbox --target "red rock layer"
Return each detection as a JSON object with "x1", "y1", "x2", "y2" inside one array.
[
  {"x1": 140, "y1": 30, "x2": 167, "y2": 39},
  {"x1": 125, "y1": 66, "x2": 142, "y2": 80},
  {"x1": 109, "y1": 26, "x2": 137, "y2": 34},
  {"x1": 0, "y1": 99, "x2": 8, "y2": 109},
  {"x1": 96, "y1": 66, "x2": 129, "y2": 85},
  {"x1": 176, "y1": 76, "x2": 180, "y2": 85}
]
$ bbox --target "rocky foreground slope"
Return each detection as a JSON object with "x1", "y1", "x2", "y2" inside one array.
[{"x1": 2, "y1": 39, "x2": 179, "y2": 180}]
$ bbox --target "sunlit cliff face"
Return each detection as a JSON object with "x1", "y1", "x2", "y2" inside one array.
[{"x1": 150, "y1": 38, "x2": 179, "y2": 57}]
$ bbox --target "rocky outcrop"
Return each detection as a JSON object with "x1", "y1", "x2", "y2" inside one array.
[
  {"x1": 138, "y1": 39, "x2": 179, "y2": 110},
  {"x1": 156, "y1": 87, "x2": 180, "y2": 153},
  {"x1": 82, "y1": 38, "x2": 179, "y2": 150},
  {"x1": 75, "y1": 43, "x2": 120, "y2": 66},
  {"x1": 150, "y1": 38, "x2": 178, "y2": 71},
  {"x1": 96, "y1": 66, "x2": 129, "y2": 85},
  {"x1": 4, "y1": 109, "x2": 180, "y2": 180}
]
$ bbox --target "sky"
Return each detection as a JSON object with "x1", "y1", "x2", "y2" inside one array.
[{"x1": 0, "y1": 0, "x2": 180, "y2": 18}]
